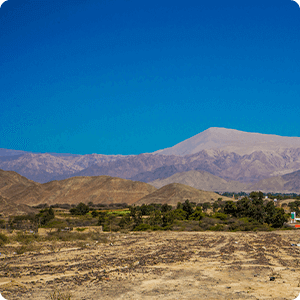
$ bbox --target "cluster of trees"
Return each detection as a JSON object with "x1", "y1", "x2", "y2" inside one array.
[
  {"x1": 93, "y1": 192, "x2": 288, "y2": 232},
  {"x1": 220, "y1": 192, "x2": 287, "y2": 228},
  {"x1": 7, "y1": 207, "x2": 55, "y2": 231},
  {"x1": 220, "y1": 191, "x2": 300, "y2": 201},
  {"x1": 287, "y1": 200, "x2": 300, "y2": 215},
  {"x1": 3, "y1": 191, "x2": 292, "y2": 233}
]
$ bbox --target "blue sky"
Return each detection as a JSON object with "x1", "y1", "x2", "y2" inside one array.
[{"x1": 0, "y1": 0, "x2": 300, "y2": 155}]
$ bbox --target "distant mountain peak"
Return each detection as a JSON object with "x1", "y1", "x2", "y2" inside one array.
[{"x1": 154, "y1": 128, "x2": 300, "y2": 156}]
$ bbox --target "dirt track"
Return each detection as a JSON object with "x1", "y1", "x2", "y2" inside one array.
[{"x1": 1, "y1": 231, "x2": 300, "y2": 299}]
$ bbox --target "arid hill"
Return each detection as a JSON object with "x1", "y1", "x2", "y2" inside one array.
[
  {"x1": 0, "y1": 195, "x2": 36, "y2": 217},
  {"x1": 149, "y1": 170, "x2": 248, "y2": 192},
  {"x1": 10, "y1": 176, "x2": 157, "y2": 206},
  {"x1": 135, "y1": 183, "x2": 233, "y2": 206},
  {"x1": 0, "y1": 169, "x2": 40, "y2": 199}
]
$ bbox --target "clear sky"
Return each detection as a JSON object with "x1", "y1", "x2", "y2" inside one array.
[{"x1": 1, "y1": 0, "x2": 300, "y2": 155}]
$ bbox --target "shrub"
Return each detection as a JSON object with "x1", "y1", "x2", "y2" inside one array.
[
  {"x1": 209, "y1": 224, "x2": 224, "y2": 231},
  {"x1": 48, "y1": 288, "x2": 72, "y2": 300},
  {"x1": 44, "y1": 219, "x2": 68, "y2": 229},
  {"x1": 76, "y1": 228, "x2": 86, "y2": 232},
  {"x1": 199, "y1": 217, "x2": 220, "y2": 231},
  {"x1": 16, "y1": 244, "x2": 41, "y2": 255},
  {"x1": 0, "y1": 219, "x2": 5, "y2": 229},
  {"x1": 0, "y1": 233, "x2": 9, "y2": 246},
  {"x1": 14, "y1": 232, "x2": 41, "y2": 245},
  {"x1": 133, "y1": 224, "x2": 151, "y2": 231},
  {"x1": 212, "y1": 212, "x2": 228, "y2": 221}
]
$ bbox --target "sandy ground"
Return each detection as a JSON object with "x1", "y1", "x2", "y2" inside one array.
[{"x1": 1, "y1": 231, "x2": 300, "y2": 300}]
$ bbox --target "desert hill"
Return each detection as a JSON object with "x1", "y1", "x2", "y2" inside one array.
[
  {"x1": 149, "y1": 170, "x2": 248, "y2": 192},
  {"x1": 135, "y1": 183, "x2": 233, "y2": 206},
  {"x1": 0, "y1": 195, "x2": 36, "y2": 217},
  {"x1": 154, "y1": 127, "x2": 300, "y2": 156},
  {"x1": 0, "y1": 169, "x2": 40, "y2": 199},
  {"x1": 10, "y1": 175, "x2": 157, "y2": 206}
]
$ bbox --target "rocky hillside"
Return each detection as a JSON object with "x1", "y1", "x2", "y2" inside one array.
[
  {"x1": 0, "y1": 153, "x2": 128, "y2": 183},
  {"x1": 9, "y1": 176, "x2": 157, "y2": 206},
  {"x1": 249, "y1": 170, "x2": 300, "y2": 193},
  {"x1": 0, "y1": 169, "x2": 40, "y2": 199},
  {"x1": 149, "y1": 170, "x2": 248, "y2": 192},
  {"x1": 135, "y1": 183, "x2": 233, "y2": 206}
]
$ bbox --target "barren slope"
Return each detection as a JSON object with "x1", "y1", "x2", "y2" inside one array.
[
  {"x1": 0, "y1": 195, "x2": 36, "y2": 217},
  {"x1": 0, "y1": 169, "x2": 40, "y2": 199},
  {"x1": 10, "y1": 176, "x2": 157, "y2": 206},
  {"x1": 149, "y1": 170, "x2": 248, "y2": 192},
  {"x1": 135, "y1": 183, "x2": 233, "y2": 206}
]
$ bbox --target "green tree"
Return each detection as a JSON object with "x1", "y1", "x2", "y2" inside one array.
[
  {"x1": 182, "y1": 200, "x2": 194, "y2": 219},
  {"x1": 250, "y1": 191, "x2": 264, "y2": 206},
  {"x1": 140, "y1": 204, "x2": 153, "y2": 216},
  {"x1": 223, "y1": 201, "x2": 237, "y2": 217},
  {"x1": 172, "y1": 209, "x2": 187, "y2": 220},
  {"x1": 148, "y1": 210, "x2": 162, "y2": 226},
  {"x1": 202, "y1": 202, "x2": 211, "y2": 212},
  {"x1": 236, "y1": 197, "x2": 252, "y2": 218},
  {"x1": 176, "y1": 202, "x2": 183, "y2": 210},
  {"x1": 98, "y1": 212, "x2": 107, "y2": 226},
  {"x1": 189, "y1": 207, "x2": 204, "y2": 221},
  {"x1": 35, "y1": 207, "x2": 55, "y2": 226},
  {"x1": 161, "y1": 203, "x2": 172, "y2": 213},
  {"x1": 265, "y1": 201, "x2": 276, "y2": 225},
  {"x1": 271, "y1": 208, "x2": 288, "y2": 228},
  {"x1": 162, "y1": 210, "x2": 175, "y2": 227},
  {"x1": 133, "y1": 210, "x2": 143, "y2": 227},
  {"x1": 70, "y1": 203, "x2": 89, "y2": 215},
  {"x1": 119, "y1": 213, "x2": 131, "y2": 229}
]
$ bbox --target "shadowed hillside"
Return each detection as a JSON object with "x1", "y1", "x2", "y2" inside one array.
[{"x1": 0, "y1": 169, "x2": 40, "y2": 199}]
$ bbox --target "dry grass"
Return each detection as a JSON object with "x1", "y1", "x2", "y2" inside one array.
[{"x1": 48, "y1": 288, "x2": 72, "y2": 300}]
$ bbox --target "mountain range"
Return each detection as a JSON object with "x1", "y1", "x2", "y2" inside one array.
[{"x1": 1, "y1": 127, "x2": 300, "y2": 193}]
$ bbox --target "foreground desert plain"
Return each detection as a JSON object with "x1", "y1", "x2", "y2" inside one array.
[{"x1": 1, "y1": 230, "x2": 300, "y2": 299}]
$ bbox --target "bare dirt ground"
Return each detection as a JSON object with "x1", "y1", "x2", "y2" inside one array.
[{"x1": 1, "y1": 230, "x2": 300, "y2": 300}]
